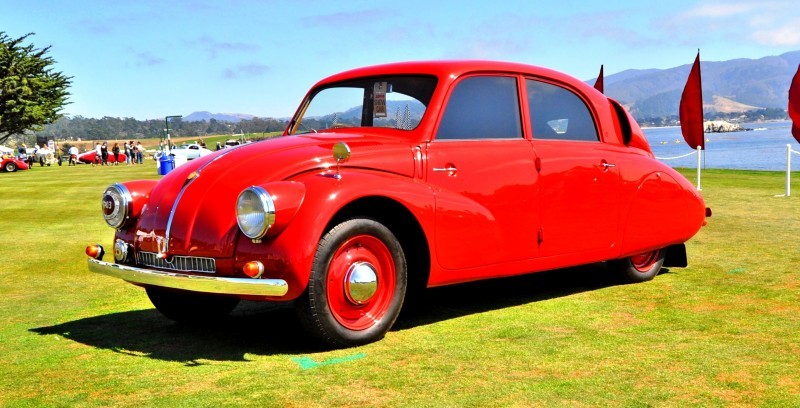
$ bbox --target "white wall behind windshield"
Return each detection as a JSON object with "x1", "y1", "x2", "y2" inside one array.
[{"x1": 294, "y1": 76, "x2": 436, "y2": 133}]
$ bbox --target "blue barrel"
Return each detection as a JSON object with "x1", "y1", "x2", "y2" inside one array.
[{"x1": 158, "y1": 154, "x2": 175, "y2": 175}]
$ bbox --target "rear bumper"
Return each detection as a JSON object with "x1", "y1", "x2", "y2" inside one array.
[{"x1": 87, "y1": 258, "x2": 289, "y2": 297}]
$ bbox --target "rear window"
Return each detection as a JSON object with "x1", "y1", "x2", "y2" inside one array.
[{"x1": 527, "y1": 80, "x2": 598, "y2": 142}]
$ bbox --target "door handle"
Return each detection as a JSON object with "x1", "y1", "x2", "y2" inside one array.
[{"x1": 432, "y1": 164, "x2": 458, "y2": 175}]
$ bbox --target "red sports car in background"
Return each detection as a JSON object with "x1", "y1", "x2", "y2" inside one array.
[
  {"x1": 86, "y1": 61, "x2": 708, "y2": 347},
  {"x1": 1, "y1": 155, "x2": 29, "y2": 172},
  {"x1": 78, "y1": 150, "x2": 127, "y2": 164}
]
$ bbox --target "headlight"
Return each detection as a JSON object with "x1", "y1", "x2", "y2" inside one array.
[
  {"x1": 102, "y1": 183, "x2": 132, "y2": 229},
  {"x1": 236, "y1": 186, "x2": 275, "y2": 240}
]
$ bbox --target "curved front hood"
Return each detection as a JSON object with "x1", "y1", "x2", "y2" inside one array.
[{"x1": 134, "y1": 133, "x2": 416, "y2": 258}]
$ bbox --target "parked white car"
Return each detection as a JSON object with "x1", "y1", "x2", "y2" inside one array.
[{"x1": 170, "y1": 143, "x2": 212, "y2": 160}]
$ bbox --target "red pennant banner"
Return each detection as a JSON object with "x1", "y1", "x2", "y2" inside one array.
[
  {"x1": 679, "y1": 52, "x2": 704, "y2": 150},
  {"x1": 593, "y1": 65, "x2": 604, "y2": 94}
]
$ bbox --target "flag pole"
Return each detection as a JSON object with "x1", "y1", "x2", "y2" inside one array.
[
  {"x1": 787, "y1": 144, "x2": 792, "y2": 197},
  {"x1": 696, "y1": 146, "x2": 702, "y2": 190}
]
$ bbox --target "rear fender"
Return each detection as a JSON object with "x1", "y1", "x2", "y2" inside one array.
[{"x1": 619, "y1": 170, "x2": 705, "y2": 256}]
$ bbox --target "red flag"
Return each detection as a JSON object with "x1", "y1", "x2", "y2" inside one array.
[
  {"x1": 788, "y1": 64, "x2": 800, "y2": 144},
  {"x1": 593, "y1": 65, "x2": 604, "y2": 94},
  {"x1": 679, "y1": 52, "x2": 704, "y2": 150}
]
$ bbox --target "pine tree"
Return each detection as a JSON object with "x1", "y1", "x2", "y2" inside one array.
[{"x1": 0, "y1": 32, "x2": 72, "y2": 144}]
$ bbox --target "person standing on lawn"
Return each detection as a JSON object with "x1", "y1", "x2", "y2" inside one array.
[
  {"x1": 136, "y1": 141, "x2": 144, "y2": 164},
  {"x1": 93, "y1": 142, "x2": 101, "y2": 167},
  {"x1": 100, "y1": 142, "x2": 109, "y2": 166},
  {"x1": 68, "y1": 145, "x2": 78, "y2": 166},
  {"x1": 112, "y1": 142, "x2": 120, "y2": 165}
]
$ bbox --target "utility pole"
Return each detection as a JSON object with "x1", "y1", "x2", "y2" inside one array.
[{"x1": 164, "y1": 115, "x2": 182, "y2": 155}]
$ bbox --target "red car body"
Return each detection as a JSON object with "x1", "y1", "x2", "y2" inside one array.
[
  {"x1": 78, "y1": 150, "x2": 127, "y2": 164},
  {"x1": 87, "y1": 61, "x2": 707, "y2": 347},
  {"x1": 1, "y1": 155, "x2": 29, "y2": 172}
]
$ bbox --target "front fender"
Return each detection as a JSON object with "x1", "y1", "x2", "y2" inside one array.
[
  {"x1": 233, "y1": 170, "x2": 435, "y2": 301},
  {"x1": 251, "y1": 181, "x2": 306, "y2": 238}
]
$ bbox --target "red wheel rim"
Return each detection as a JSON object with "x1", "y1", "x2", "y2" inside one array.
[
  {"x1": 630, "y1": 250, "x2": 660, "y2": 273},
  {"x1": 326, "y1": 235, "x2": 396, "y2": 331}
]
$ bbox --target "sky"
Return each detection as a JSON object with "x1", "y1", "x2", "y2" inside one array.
[{"x1": 2, "y1": 0, "x2": 800, "y2": 120}]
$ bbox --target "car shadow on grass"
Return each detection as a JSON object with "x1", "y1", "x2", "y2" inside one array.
[
  {"x1": 30, "y1": 301, "x2": 318, "y2": 365},
  {"x1": 30, "y1": 263, "x2": 667, "y2": 363},
  {"x1": 395, "y1": 262, "x2": 661, "y2": 330}
]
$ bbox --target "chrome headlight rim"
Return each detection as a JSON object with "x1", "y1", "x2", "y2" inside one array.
[
  {"x1": 102, "y1": 183, "x2": 133, "y2": 229},
  {"x1": 236, "y1": 186, "x2": 276, "y2": 240}
]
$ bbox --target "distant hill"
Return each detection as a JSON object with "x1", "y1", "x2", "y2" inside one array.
[
  {"x1": 183, "y1": 52, "x2": 800, "y2": 123},
  {"x1": 602, "y1": 51, "x2": 800, "y2": 118},
  {"x1": 183, "y1": 111, "x2": 255, "y2": 123},
  {"x1": 337, "y1": 100, "x2": 426, "y2": 121}
]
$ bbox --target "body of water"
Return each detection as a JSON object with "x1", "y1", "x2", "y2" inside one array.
[{"x1": 644, "y1": 121, "x2": 799, "y2": 171}]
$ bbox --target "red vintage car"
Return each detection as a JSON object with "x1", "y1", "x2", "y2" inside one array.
[
  {"x1": 86, "y1": 61, "x2": 708, "y2": 347},
  {"x1": 1, "y1": 155, "x2": 29, "y2": 172},
  {"x1": 78, "y1": 150, "x2": 127, "y2": 164}
]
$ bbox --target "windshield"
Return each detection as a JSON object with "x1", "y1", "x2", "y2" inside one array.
[{"x1": 289, "y1": 75, "x2": 437, "y2": 134}]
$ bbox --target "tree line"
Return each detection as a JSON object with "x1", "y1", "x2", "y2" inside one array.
[
  {"x1": 637, "y1": 108, "x2": 789, "y2": 128},
  {"x1": 29, "y1": 115, "x2": 291, "y2": 142},
  {"x1": 32, "y1": 106, "x2": 791, "y2": 143}
]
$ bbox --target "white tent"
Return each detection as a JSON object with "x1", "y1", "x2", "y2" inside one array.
[{"x1": 0, "y1": 145, "x2": 13, "y2": 154}]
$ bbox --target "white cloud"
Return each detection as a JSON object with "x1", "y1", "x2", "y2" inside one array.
[
  {"x1": 681, "y1": 2, "x2": 756, "y2": 19},
  {"x1": 663, "y1": 1, "x2": 800, "y2": 47},
  {"x1": 223, "y1": 63, "x2": 270, "y2": 79},
  {"x1": 135, "y1": 52, "x2": 166, "y2": 66},
  {"x1": 751, "y1": 19, "x2": 800, "y2": 46},
  {"x1": 190, "y1": 36, "x2": 260, "y2": 59}
]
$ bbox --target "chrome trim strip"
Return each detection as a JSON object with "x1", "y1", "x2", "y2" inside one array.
[
  {"x1": 88, "y1": 258, "x2": 289, "y2": 297},
  {"x1": 163, "y1": 175, "x2": 199, "y2": 253},
  {"x1": 163, "y1": 145, "x2": 247, "y2": 253}
]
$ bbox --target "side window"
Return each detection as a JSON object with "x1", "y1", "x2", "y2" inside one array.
[
  {"x1": 436, "y1": 76, "x2": 522, "y2": 140},
  {"x1": 527, "y1": 80, "x2": 598, "y2": 142}
]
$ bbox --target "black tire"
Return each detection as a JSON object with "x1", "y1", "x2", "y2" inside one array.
[
  {"x1": 145, "y1": 286, "x2": 240, "y2": 324},
  {"x1": 4, "y1": 162, "x2": 16, "y2": 172},
  {"x1": 297, "y1": 218, "x2": 407, "y2": 347},
  {"x1": 610, "y1": 249, "x2": 666, "y2": 283}
]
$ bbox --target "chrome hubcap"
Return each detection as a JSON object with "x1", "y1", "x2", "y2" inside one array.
[{"x1": 344, "y1": 262, "x2": 378, "y2": 305}]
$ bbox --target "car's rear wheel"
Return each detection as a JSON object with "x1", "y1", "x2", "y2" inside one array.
[
  {"x1": 611, "y1": 249, "x2": 666, "y2": 283},
  {"x1": 4, "y1": 162, "x2": 17, "y2": 172},
  {"x1": 145, "y1": 286, "x2": 240, "y2": 324},
  {"x1": 297, "y1": 218, "x2": 407, "y2": 347}
]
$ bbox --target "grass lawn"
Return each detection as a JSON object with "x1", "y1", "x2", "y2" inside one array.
[{"x1": 0, "y1": 164, "x2": 798, "y2": 407}]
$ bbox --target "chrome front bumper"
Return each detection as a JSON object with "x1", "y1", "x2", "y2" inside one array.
[{"x1": 87, "y1": 258, "x2": 289, "y2": 297}]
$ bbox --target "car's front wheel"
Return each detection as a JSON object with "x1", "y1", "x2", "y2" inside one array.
[
  {"x1": 145, "y1": 287, "x2": 240, "y2": 324},
  {"x1": 297, "y1": 218, "x2": 407, "y2": 347},
  {"x1": 4, "y1": 162, "x2": 17, "y2": 172},
  {"x1": 611, "y1": 249, "x2": 666, "y2": 283}
]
